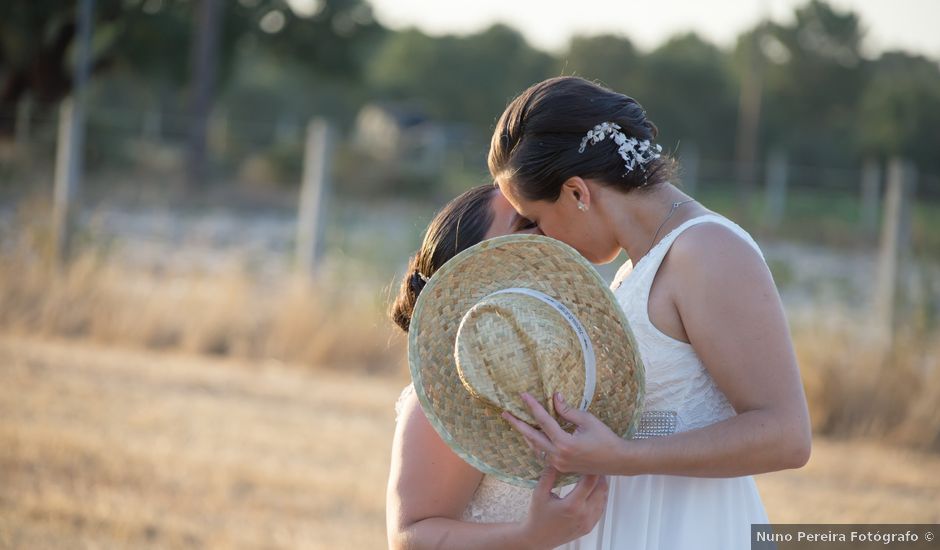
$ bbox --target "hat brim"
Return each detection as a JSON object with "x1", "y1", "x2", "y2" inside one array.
[{"x1": 409, "y1": 234, "x2": 645, "y2": 488}]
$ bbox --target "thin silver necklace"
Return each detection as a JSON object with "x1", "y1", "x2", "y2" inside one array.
[{"x1": 644, "y1": 199, "x2": 697, "y2": 258}]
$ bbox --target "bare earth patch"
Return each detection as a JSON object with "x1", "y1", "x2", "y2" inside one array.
[{"x1": 1, "y1": 337, "x2": 937, "y2": 549}]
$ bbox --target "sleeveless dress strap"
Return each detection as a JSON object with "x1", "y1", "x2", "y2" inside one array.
[
  {"x1": 616, "y1": 214, "x2": 766, "y2": 344},
  {"x1": 626, "y1": 214, "x2": 764, "y2": 297}
]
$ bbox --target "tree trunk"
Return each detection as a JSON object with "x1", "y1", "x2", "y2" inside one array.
[{"x1": 185, "y1": 0, "x2": 224, "y2": 194}]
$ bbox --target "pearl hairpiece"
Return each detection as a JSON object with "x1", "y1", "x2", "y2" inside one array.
[{"x1": 578, "y1": 122, "x2": 662, "y2": 173}]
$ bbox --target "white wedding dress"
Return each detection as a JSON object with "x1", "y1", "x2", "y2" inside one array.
[
  {"x1": 559, "y1": 214, "x2": 770, "y2": 549},
  {"x1": 394, "y1": 213, "x2": 769, "y2": 549}
]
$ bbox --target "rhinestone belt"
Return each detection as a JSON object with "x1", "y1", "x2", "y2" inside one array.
[{"x1": 632, "y1": 410, "x2": 678, "y2": 439}]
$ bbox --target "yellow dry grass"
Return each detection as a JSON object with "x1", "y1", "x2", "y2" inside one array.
[
  {"x1": 1, "y1": 336, "x2": 938, "y2": 549},
  {"x1": 3, "y1": 199, "x2": 938, "y2": 453},
  {"x1": 0, "y1": 336, "x2": 405, "y2": 549},
  {"x1": 5, "y1": 251, "x2": 939, "y2": 452},
  {"x1": 793, "y1": 317, "x2": 940, "y2": 452},
  {"x1": 0, "y1": 194, "x2": 408, "y2": 374},
  {"x1": 0, "y1": 247, "x2": 406, "y2": 375}
]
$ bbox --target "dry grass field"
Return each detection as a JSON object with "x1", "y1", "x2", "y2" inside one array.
[{"x1": 2, "y1": 336, "x2": 938, "y2": 549}]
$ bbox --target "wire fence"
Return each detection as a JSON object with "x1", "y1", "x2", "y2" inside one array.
[
  {"x1": 1, "y1": 100, "x2": 938, "y2": 360},
  {"x1": 2, "y1": 101, "x2": 938, "y2": 277}
]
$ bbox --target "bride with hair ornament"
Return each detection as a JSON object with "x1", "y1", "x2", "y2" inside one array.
[{"x1": 488, "y1": 76, "x2": 812, "y2": 549}]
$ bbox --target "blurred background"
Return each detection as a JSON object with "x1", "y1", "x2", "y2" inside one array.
[{"x1": 1, "y1": 0, "x2": 938, "y2": 547}]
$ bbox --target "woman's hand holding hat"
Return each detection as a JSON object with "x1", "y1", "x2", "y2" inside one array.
[
  {"x1": 503, "y1": 392, "x2": 630, "y2": 476},
  {"x1": 515, "y1": 466, "x2": 609, "y2": 548}
]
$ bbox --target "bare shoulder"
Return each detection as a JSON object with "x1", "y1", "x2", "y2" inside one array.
[
  {"x1": 395, "y1": 388, "x2": 473, "y2": 472},
  {"x1": 390, "y1": 384, "x2": 483, "y2": 522},
  {"x1": 398, "y1": 388, "x2": 435, "y2": 439},
  {"x1": 667, "y1": 220, "x2": 770, "y2": 283},
  {"x1": 664, "y1": 218, "x2": 787, "y2": 351}
]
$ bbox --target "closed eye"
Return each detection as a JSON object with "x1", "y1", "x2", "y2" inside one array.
[
  {"x1": 513, "y1": 218, "x2": 541, "y2": 235},
  {"x1": 514, "y1": 217, "x2": 538, "y2": 231}
]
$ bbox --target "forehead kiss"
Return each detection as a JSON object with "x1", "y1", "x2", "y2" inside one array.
[{"x1": 486, "y1": 186, "x2": 540, "y2": 239}]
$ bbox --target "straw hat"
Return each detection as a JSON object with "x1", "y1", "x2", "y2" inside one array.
[{"x1": 409, "y1": 234, "x2": 644, "y2": 488}]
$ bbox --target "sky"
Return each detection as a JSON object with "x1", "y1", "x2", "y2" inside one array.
[{"x1": 359, "y1": 0, "x2": 940, "y2": 59}]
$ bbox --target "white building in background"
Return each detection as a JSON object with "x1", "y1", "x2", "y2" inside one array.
[{"x1": 352, "y1": 102, "x2": 472, "y2": 175}]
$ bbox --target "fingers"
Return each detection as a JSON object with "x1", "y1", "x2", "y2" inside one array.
[
  {"x1": 586, "y1": 475, "x2": 610, "y2": 510},
  {"x1": 554, "y1": 392, "x2": 592, "y2": 427},
  {"x1": 501, "y1": 410, "x2": 557, "y2": 456},
  {"x1": 590, "y1": 475, "x2": 609, "y2": 499},
  {"x1": 564, "y1": 473, "x2": 601, "y2": 502},
  {"x1": 533, "y1": 465, "x2": 559, "y2": 498},
  {"x1": 521, "y1": 392, "x2": 571, "y2": 443},
  {"x1": 520, "y1": 436, "x2": 543, "y2": 462},
  {"x1": 584, "y1": 476, "x2": 609, "y2": 529}
]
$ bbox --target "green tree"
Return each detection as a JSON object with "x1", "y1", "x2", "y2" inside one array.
[
  {"x1": 367, "y1": 24, "x2": 556, "y2": 127},
  {"x1": 641, "y1": 33, "x2": 737, "y2": 159},
  {"x1": 0, "y1": 0, "x2": 129, "y2": 134},
  {"x1": 751, "y1": 0, "x2": 868, "y2": 164},
  {"x1": 858, "y1": 51, "x2": 940, "y2": 174},
  {"x1": 0, "y1": 0, "x2": 384, "y2": 138},
  {"x1": 562, "y1": 34, "x2": 643, "y2": 97}
]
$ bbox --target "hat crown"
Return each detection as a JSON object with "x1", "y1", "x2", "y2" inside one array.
[
  {"x1": 408, "y1": 234, "x2": 644, "y2": 488},
  {"x1": 454, "y1": 291, "x2": 587, "y2": 425}
]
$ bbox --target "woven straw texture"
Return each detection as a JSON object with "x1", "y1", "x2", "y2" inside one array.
[
  {"x1": 409, "y1": 234, "x2": 645, "y2": 488},
  {"x1": 455, "y1": 293, "x2": 587, "y2": 426}
]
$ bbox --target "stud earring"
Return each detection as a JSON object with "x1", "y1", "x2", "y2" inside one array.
[{"x1": 577, "y1": 201, "x2": 588, "y2": 212}]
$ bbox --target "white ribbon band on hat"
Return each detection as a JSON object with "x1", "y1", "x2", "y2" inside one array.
[{"x1": 483, "y1": 288, "x2": 597, "y2": 411}]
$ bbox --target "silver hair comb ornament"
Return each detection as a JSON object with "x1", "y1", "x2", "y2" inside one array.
[{"x1": 578, "y1": 121, "x2": 662, "y2": 173}]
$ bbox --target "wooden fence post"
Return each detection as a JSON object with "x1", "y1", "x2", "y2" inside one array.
[
  {"x1": 873, "y1": 157, "x2": 916, "y2": 345},
  {"x1": 51, "y1": 0, "x2": 94, "y2": 267},
  {"x1": 295, "y1": 118, "x2": 333, "y2": 278},
  {"x1": 52, "y1": 100, "x2": 80, "y2": 266}
]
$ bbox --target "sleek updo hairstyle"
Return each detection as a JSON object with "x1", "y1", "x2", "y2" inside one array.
[
  {"x1": 390, "y1": 185, "x2": 496, "y2": 332},
  {"x1": 488, "y1": 76, "x2": 675, "y2": 202}
]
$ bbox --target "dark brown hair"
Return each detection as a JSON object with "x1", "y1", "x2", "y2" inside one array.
[
  {"x1": 390, "y1": 185, "x2": 496, "y2": 332},
  {"x1": 488, "y1": 76, "x2": 674, "y2": 201}
]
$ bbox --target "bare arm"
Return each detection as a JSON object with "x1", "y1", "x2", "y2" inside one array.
[
  {"x1": 387, "y1": 391, "x2": 608, "y2": 550},
  {"x1": 613, "y1": 223, "x2": 811, "y2": 476},
  {"x1": 387, "y1": 391, "x2": 528, "y2": 549},
  {"x1": 503, "y1": 224, "x2": 811, "y2": 478}
]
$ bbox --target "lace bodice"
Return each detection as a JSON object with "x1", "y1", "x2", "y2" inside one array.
[
  {"x1": 394, "y1": 384, "x2": 532, "y2": 523},
  {"x1": 460, "y1": 474, "x2": 532, "y2": 524},
  {"x1": 611, "y1": 214, "x2": 766, "y2": 433}
]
